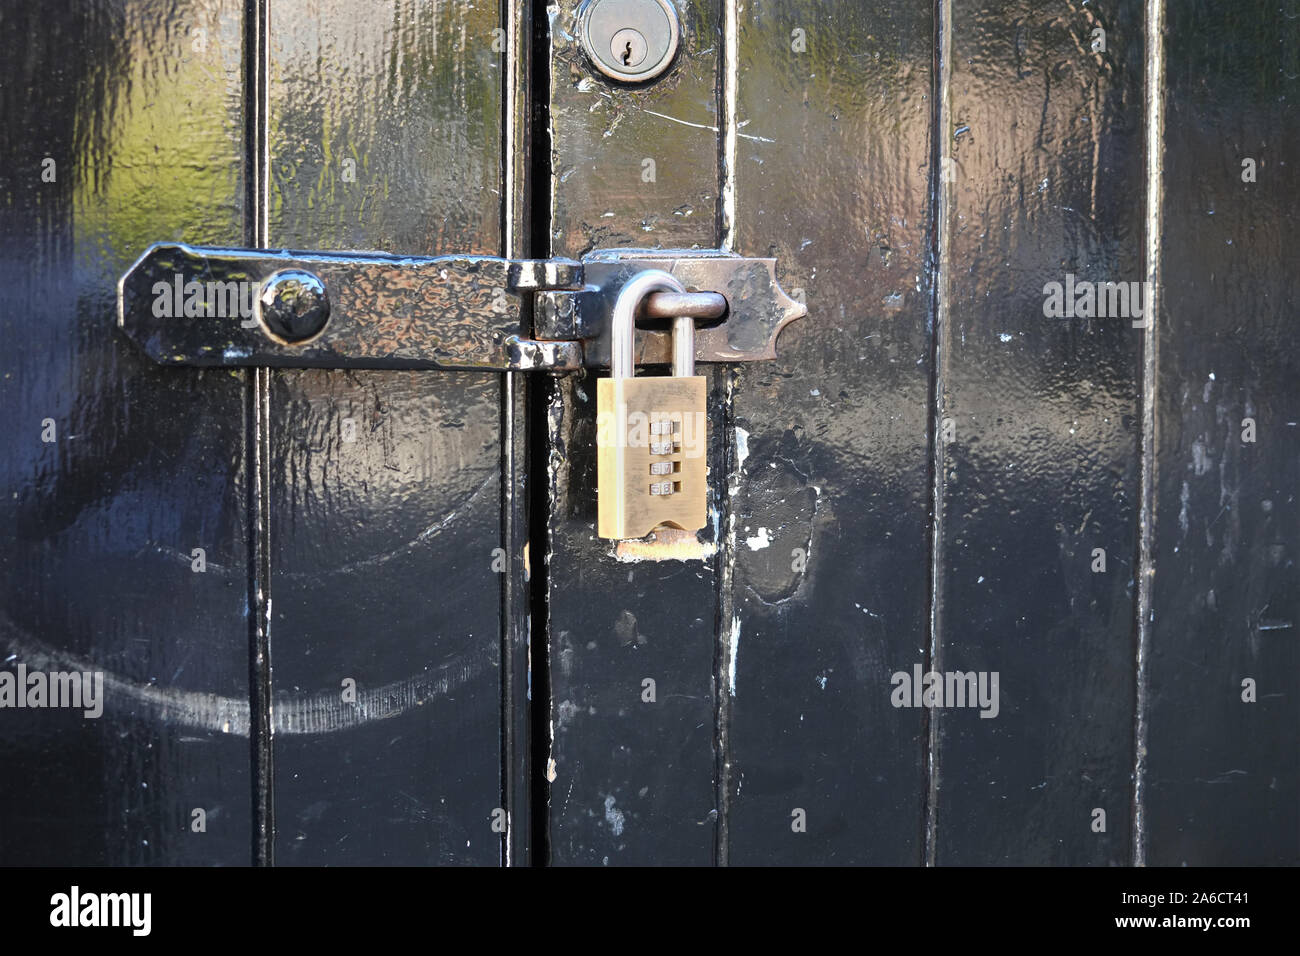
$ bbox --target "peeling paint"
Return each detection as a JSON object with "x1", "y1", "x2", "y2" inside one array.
[
  {"x1": 725, "y1": 614, "x2": 740, "y2": 698},
  {"x1": 735, "y1": 426, "x2": 750, "y2": 469},
  {"x1": 614, "y1": 527, "x2": 716, "y2": 562},
  {"x1": 603, "y1": 794, "x2": 625, "y2": 836}
]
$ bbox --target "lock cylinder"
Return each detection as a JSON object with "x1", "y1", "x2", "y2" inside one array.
[
  {"x1": 579, "y1": 0, "x2": 680, "y2": 84},
  {"x1": 596, "y1": 270, "x2": 708, "y2": 540}
]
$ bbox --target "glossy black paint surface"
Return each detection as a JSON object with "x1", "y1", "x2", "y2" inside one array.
[
  {"x1": 0, "y1": 0, "x2": 523, "y2": 866},
  {"x1": 724, "y1": 0, "x2": 934, "y2": 865},
  {"x1": 1145, "y1": 0, "x2": 1298, "y2": 865},
  {"x1": 931, "y1": 0, "x2": 1145, "y2": 865},
  {"x1": 265, "y1": 0, "x2": 507, "y2": 865},
  {"x1": 1, "y1": 0, "x2": 1294, "y2": 867},
  {"x1": 0, "y1": 0, "x2": 252, "y2": 865},
  {"x1": 542, "y1": 0, "x2": 1297, "y2": 867}
]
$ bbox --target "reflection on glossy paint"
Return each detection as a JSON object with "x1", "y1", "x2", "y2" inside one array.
[{"x1": 0, "y1": 0, "x2": 252, "y2": 865}]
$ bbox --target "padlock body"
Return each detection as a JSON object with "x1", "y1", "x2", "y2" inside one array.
[{"x1": 597, "y1": 375, "x2": 707, "y2": 539}]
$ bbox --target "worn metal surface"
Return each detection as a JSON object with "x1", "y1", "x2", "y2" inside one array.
[
  {"x1": 118, "y1": 242, "x2": 582, "y2": 369},
  {"x1": 579, "y1": 0, "x2": 681, "y2": 83},
  {"x1": 120, "y1": 244, "x2": 800, "y2": 369},
  {"x1": 640, "y1": 289, "x2": 726, "y2": 321},
  {"x1": 596, "y1": 376, "x2": 708, "y2": 538},
  {"x1": 561, "y1": 251, "x2": 806, "y2": 367}
]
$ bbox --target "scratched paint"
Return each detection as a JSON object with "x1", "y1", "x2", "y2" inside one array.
[{"x1": 1, "y1": 617, "x2": 488, "y2": 737}]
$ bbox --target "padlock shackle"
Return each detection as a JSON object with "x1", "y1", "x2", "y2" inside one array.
[
  {"x1": 610, "y1": 270, "x2": 691, "y2": 380},
  {"x1": 672, "y1": 314, "x2": 694, "y2": 378}
]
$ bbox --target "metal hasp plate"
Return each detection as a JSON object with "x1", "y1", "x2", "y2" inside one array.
[
  {"x1": 543, "y1": 250, "x2": 805, "y2": 368},
  {"x1": 117, "y1": 243, "x2": 806, "y2": 371},
  {"x1": 118, "y1": 243, "x2": 585, "y2": 370}
]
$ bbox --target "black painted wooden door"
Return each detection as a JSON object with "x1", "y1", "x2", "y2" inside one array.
[
  {"x1": 538, "y1": 0, "x2": 1297, "y2": 866},
  {"x1": 1, "y1": 0, "x2": 528, "y2": 866},
  {"x1": 1, "y1": 0, "x2": 1296, "y2": 867}
]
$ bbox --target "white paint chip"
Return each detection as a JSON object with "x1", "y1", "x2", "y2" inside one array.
[
  {"x1": 735, "y1": 426, "x2": 750, "y2": 469},
  {"x1": 727, "y1": 615, "x2": 740, "y2": 698},
  {"x1": 603, "y1": 795, "x2": 625, "y2": 837}
]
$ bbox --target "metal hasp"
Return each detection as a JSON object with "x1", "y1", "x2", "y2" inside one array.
[
  {"x1": 117, "y1": 243, "x2": 806, "y2": 371},
  {"x1": 543, "y1": 250, "x2": 806, "y2": 368},
  {"x1": 117, "y1": 243, "x2": 585, "y2": 371}
]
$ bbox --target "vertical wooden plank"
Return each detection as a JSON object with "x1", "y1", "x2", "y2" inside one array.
[
  {"x1": 1144, "y1": 0, "x2": 1299, "y2": 865},
  {"x1": 725, "y1": 0, "x2": 934, "y2": 864},
  {"x1": 0, "y1": 0, "x2": 252, "y2": 864},
  {"x1": 266, "y1": 0, "x2": 506, "y2": 865},
  {"x1": 543, "y1": 0, "x2": 723, "y2": 865},
  {"x1": 931, "y1": 0, "x2": 1145, "y2": 864}
]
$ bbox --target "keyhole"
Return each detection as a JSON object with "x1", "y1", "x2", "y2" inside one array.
[{"x1": 607, "y1": 28, "x2": 648, "y2": 72}]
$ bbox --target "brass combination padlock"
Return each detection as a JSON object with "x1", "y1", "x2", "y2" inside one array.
[{"x1": 597, "y1": 270, "x2": 707, "y2": 540}]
